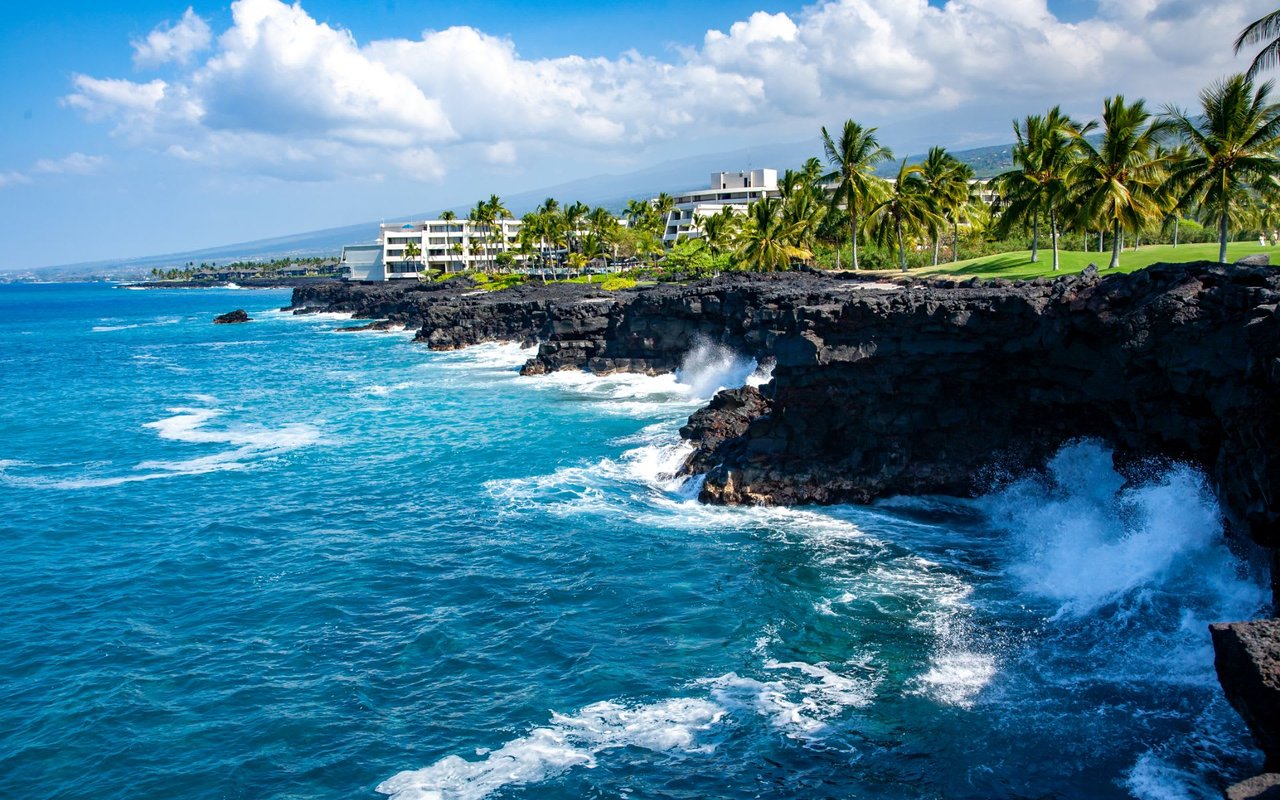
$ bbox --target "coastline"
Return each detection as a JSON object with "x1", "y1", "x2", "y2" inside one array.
[
  {"x1": 132, "y1": 276, "x2": 341, "y2": 290},
  {"x1": 291, "y1": 262, "x2": 1280, "y2": 785}
]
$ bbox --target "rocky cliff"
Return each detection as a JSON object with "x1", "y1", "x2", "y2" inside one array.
[
  {"x1": 294, "y1": 263, "x2": 1280, "y2": 778},
  {"x1": 293, "y1": 264, "x2": 1280, "y2": 577}
]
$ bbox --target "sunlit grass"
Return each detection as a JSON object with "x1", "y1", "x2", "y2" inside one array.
[{"x1": 910, "y1": 242, "x2": 1270, "y2": 280}]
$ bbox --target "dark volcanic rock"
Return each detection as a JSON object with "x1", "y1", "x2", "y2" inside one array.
[
  {"x1": 678, "y1": 386, "x2": 771, "y2": 475},
  {"x1": 1238, "y1": 254, "x2": 1271, "y2": 267},
  {"x1": 213, "y1": 309, "x2": 251, "y2": 324},
  {"x1": 291, "y1": 264, "x2": 1280, "y2": 595},
  {"x1": 1212, "y1": 619, "x2": 1280, "y2": 770},
  {"x1": 335, "y1": 320, "x2": 402, "y2": 333}
]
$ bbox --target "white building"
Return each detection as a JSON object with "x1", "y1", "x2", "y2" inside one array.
[
  {"x1": 380, "y1": 218, "x2": 523, "y2": 277},
  {"x1": 662, "y1": 169, "x2": 779, "y2": 244}
]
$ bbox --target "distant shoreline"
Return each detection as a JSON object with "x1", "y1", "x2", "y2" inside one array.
[{"x1": 131, "y1": 277, "x2": 341, "y2": 290}]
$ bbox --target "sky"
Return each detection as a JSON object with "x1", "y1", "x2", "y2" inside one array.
[{"x1": 0, "y1": 0, "x2": 1273, "y2": 270}]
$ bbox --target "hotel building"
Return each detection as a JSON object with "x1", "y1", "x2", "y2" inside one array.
[{"x1": 661, "y1": 169, "x2": 780, "y2": 244}]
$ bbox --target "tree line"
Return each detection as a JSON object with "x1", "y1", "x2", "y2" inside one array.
[
  {"x1": 432, "y1": 4, "x2": 1280, "y2": 279},
  {"x1": 149, "y1": 256, "x2": 338, "y2": 281}
]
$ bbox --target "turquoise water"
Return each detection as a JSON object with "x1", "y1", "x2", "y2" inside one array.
[{"x1": 0, "y1": 282, "x2": 1270, "y2": 799}]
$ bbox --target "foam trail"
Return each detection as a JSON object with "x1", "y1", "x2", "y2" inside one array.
[
  {"x1": 376, "y1": 698, "x2": 724, "y2": 800},
  {"x1": 0, "y1": 406, "x2": 320, "y2": 489}
]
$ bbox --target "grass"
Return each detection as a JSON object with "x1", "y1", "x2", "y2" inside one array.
[{"x1": 909, "y1": 242, "x2": 1271, "y2": 281}]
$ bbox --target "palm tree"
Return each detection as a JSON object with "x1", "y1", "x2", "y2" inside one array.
[
  {"x1": 993, "y1": 107, "x2": 1085, "y2": 270},
  {"x1": 919, "y1": 146, "x2": 976, "y2": 266},
  {"x1": 440, "y1": 210, "x2": 457, "y2": 223},
  {"x1": 866, "y1": 160, "x2": 946, "y2": 272},
  {"x1": 1164, "y1": 74, "x2": 1280, "y2": 263},
  {"x1": 1237, "y1": 9, "x2": 1280, "y2": 80},
  {"x1": 467, "y1": 201, "x2": 490, "y2": 271},
  {"x1": 781, "y1": 182, "x2": 827, "y2": 260},
  {"x1": 562, "y1": 201, "x2": 589, "y2": 253},
  {"x1": 403, "y1": 239, "x2": 422, "y2": 279},
  {"x1": 821, "y1": 119, "x2": 894, "y2": 269},
  {"x1": 1153, "y1": 143, "x2": 1191, "y2": 247},
  {"x1": 735, "y1": 197, "x2": 811, "y2": 272},
  {"x1": 1070, "y1": 96, "x2": 1169, "y2": 269},
  {"x1": 484, "y1": 195, "x2": 511, "y2": 272},
  {"x1": 698, "y1": 206, "x2": 740, "y2": 256}
]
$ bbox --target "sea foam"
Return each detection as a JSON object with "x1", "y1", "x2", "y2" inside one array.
[{"x1": 376, "y1": 698, "x2": 725, "y2": 800}]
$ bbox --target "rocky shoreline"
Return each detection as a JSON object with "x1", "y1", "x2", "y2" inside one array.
[{"x1": 292, "y1": 263, "x2": 1280, "y2": 782}]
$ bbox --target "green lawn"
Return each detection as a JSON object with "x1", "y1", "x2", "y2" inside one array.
[{"x1": 911, "y1": 241, "x2": 1271, "y2": 281}]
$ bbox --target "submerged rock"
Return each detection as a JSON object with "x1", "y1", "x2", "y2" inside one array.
[
  {"x1": 1211, "y1": 619, "x2": 1280, "y2": 771},
  {"x1": 213, "y1": 309, "x2": 251, "y2": 324}
]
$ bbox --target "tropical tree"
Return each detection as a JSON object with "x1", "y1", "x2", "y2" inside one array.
[
  {"x1": 403, "y1": 239, "x2": 422, "y2": 278},
  {"x1": 566, "y1": 251, "x2": 589, "y2": 277},
  {"x1": 821, "y1": 119, "x2": 894, "y2": 269},
  {"x1": 467, "y1": 201, "x2": 491, "y2": 271},
  {"x1": 698, "y1": 206, "x2": 741, "y2": 256},
  {"x1": 560, "y1": 201, "x2": 588, "y2": 254},
  {"x1": 866, "y1": 160, "x2": 946, "y2": 272},
  {"x1": 1236, "y1": 9, "x2": 1280, "y2": 80},
  {"x1": 1070, "y1": 95, "x2": 1169, "y2": 269},
  {"x1": 781, "y1": 181, "x2": 827, "y2": 259},
  {"x1": 440, "y1": 210, "x2": 457, "y2": 223},
  {"x1": 1164, "y1": 74, "x2": 1280, "y2": 263},
  {"x1": 484, "y1": 195, "x2": 511, "y2": 271},
  {"x1": 919, "y1": 146, "x2": 977, "y2": 266},
  {"x1": 992, "y1": 108, "x2": 1085, "y2": 270},
  {"x1": 1153, "y1": 143, "x2": 1191, "y2": 247},
  {"x1": 735, "y1": 198, "x2": 811, "y2": 272}
]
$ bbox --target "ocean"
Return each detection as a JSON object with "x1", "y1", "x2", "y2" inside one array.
[{"x1": 0, "y1": 282, "x2": 1270, "y2": 799}]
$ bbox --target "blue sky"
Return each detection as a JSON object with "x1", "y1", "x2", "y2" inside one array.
[{"x1": 0, "y1": 0, "x2": 1270, "y2": 269}]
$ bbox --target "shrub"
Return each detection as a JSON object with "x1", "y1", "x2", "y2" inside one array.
[{"x1": 599, "y1": 276, "x2": 637, "y2": 291}]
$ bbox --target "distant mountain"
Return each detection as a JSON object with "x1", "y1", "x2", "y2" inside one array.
[
  {"x1": 15, "y1": 136, "x2": 1028, "y2": 281},
  {"x1": 876, "y1": 142, "x2": 1015, "y2": 179}
]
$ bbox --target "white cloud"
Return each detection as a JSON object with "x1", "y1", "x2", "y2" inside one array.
[
  {"x1": 485, "y1": 142, "x2": 517, "y2": 166},
  {"x1": 63, "y1": 75, "x2": 168, "y2": 122},
  {"x1": 0, "y1": 153, "x2": 107, "y2": 190},
  {"x1": 133, "y1": 8, "x2": 212, "y2": 68},
  {"x1": 31, "y1": 153, "x2": 107, "y2": 176},
  {"x1": 62, "y1": 0, "x2": 1277, "y2": 185},
  {"x1": 0, "y1": 172, "x2": 32, "y2": 189}
]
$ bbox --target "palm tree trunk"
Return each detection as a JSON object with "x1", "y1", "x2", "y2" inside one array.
[
  {"x1": 897, "y1": 218, "x2": 907, "y2": 272},
  {"x1": 1051, "y1": 210, "x2": 1059, "y2": 272},
  {"x1": 1174, "y1": 218, "x2": 1180, "y2": 248},
  {"x1": 1031, "y1": 215, "x2": 1040, "y2": 263},
  {"x1": 1098, "y1": 230, "x2": 1103, "y2": 252},
  {"x1": 1218, "y1": 213, "x2": 1230, "y2": 263},
  {"x1": 953, "y1": 220, "x2": 960, "y2": 263},
  {"x1": 851, "y1": 214, "x2": 860, "y2": 270},
  {"x1": 1109, "y1": 220, "x2": 1122, "y2": 268},
  {"x1": 932, "y1": 231, "x2": 940, "y2": 267}
]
